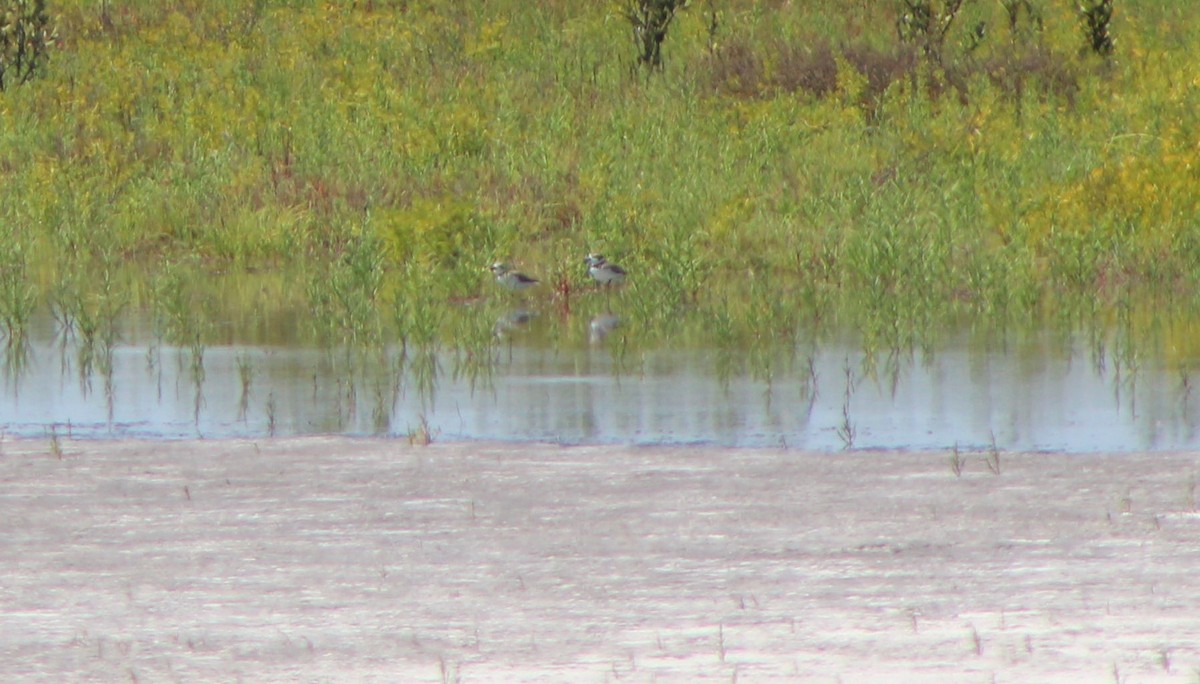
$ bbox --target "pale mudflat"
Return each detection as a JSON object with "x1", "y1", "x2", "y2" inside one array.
[{"x1": 2, "y1": 438, "x2": 1199, "y2": 683}]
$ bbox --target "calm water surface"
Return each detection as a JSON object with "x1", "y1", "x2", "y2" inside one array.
[{"x1": 2, "y1": 307, "x2": 1196, "y2": 452}]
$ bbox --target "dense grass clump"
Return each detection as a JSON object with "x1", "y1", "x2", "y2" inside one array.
[{"x1": 1, "y1": 0, "x2": 1199, "y2": 353}]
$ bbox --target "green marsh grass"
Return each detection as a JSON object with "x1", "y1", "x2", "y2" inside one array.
[
  {"x1": 0, "y1": 0, "x2": 1198, "y2": 382},
  {"x1": 50, "y1": 267, "x2": 124, "y2": 398},
  {"x1": 0, "y1": 246, "x2": 36, "y2": 372}
]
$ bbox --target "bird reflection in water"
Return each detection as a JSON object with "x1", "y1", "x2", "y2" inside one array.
[{"x1": 589, "y1": 313, "x2": 621, "y2": 344}]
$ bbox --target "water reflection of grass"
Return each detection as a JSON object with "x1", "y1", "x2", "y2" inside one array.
[
  {"x1": 9, "y1": 269, "x2": 1200, "y2": 445},
  {"x1": 0, "y1": 250, "x2": 37, "y2": 378},
  {"x1": 19, "y1": 254, "x2": 1200, "y2": 372}
]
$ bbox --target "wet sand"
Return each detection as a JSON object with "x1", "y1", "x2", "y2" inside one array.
[{"x1": 2, "y1": 437, "x2": 1199, "y2": 682}]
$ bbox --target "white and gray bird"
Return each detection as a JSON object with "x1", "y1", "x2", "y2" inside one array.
[
  {"x1": 584, "y1": 253, "x2": 627, "y2": 287},
  {"x1": 490, "y1": 262, "x2": 540, "y2": 290}
]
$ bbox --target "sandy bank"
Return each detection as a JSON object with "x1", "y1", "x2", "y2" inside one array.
[{"x1": 2, "y1": 437, "x2": 1198, "y2": 682}]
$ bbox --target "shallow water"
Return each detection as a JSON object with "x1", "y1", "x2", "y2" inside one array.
[{"x1": 2, "y1": 304, "x2": 1198, "y2": 453}]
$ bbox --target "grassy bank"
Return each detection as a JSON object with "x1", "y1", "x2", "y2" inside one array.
[{"x1": 2, "y1": 0, "x2": 1198, "y2": 357}]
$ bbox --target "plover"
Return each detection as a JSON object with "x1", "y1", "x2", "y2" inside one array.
[
  {"x1": 490, "y1": 263, "x2": 540, "y2": 290},
  {"x1": 584, "y1": 253, "x2": 627, "y2": 287}
]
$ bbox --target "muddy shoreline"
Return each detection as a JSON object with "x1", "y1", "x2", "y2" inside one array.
[{"x1": 3, "y1": 438, "x2": 1198, "y2": 682}]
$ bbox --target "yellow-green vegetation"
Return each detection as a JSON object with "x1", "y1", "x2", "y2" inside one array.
[{"x1": 2, "y1": 0, "x2": 1199, "y2": 356}]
